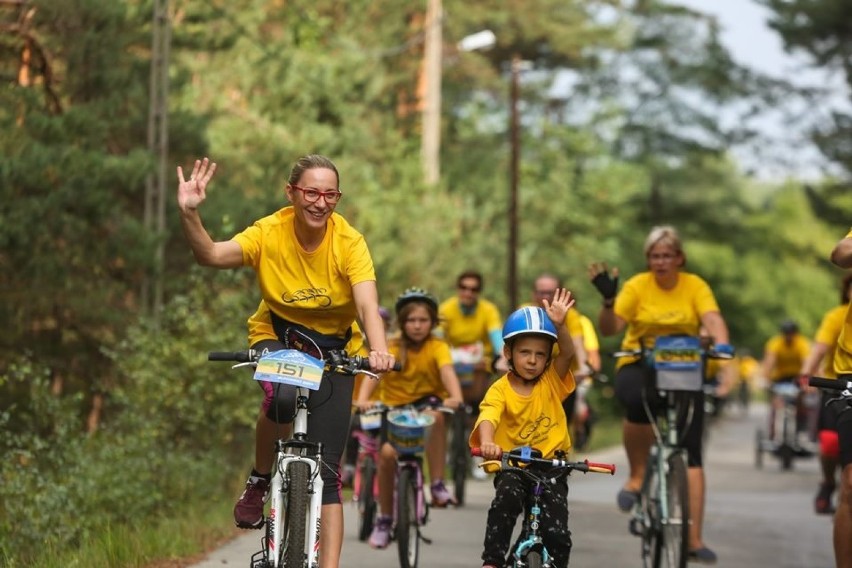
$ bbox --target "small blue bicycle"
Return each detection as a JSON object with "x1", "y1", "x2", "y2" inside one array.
[{"x1": 472, "y1": 446, "x2": 615, "y2": 568}]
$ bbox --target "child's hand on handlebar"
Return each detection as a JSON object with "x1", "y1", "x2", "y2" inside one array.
[
  {"x1": 478, "y1": 442, "x2": 502, "y2": 461},
  {"x1": 443, "y1": 397, "x2": 464, "y2": 410}
]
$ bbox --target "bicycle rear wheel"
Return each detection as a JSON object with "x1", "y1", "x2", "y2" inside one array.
[
  {"x1": 356, "y1": 454, "x2": 377, "y2": 541},
  {"x1": 281, "y1": 461, "x2": 310, "y2": 568},
  {"x1": 396, "y1": 467, "x2": 420, "y2": 568},
  {"x1": 652, "y1": 453, "x2": 689, "y2": 568},
  {"x1": 451, "y1": 409, "x2": 468, "y2": 505}
]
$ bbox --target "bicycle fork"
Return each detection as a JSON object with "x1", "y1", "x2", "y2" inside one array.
[{"x1": 513, "y1": 485, "x2": 552, "y2": 567}]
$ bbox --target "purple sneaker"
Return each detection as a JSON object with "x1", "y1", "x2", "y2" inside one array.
[
  {"x1": 234, "y1": 476, "x2": 269, "y2": 529},
  {"x1": 430, "y1": 480, "x2": 457, "y2": 507},
  {"x1": 368, "y1": 515, "x2": 393, "y2": 549}
]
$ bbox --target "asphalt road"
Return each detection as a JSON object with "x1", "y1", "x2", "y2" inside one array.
[{"x1": 190, "y1": 402, "x2": 836, "y2": 567}]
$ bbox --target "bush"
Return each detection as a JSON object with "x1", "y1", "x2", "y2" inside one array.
[{"x1": 0, "y1": 270, "x2": 259, "y2": 565}]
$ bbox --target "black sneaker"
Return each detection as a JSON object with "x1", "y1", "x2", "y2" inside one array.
[
  {"x1": 815, "y1": 483, "x2": 836, "y2": 515},
  {"x1": 688, "y1": 546, "x2": 717, "y2": 564}
]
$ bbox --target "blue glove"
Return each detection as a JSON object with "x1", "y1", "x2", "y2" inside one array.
[{"x1": 713, "y1": 343, "x2": 735, "y2": 358}]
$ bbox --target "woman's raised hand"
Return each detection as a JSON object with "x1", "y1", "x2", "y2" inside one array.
[{"x1": 176, "y1": 157, "x2": 217, "y2": 213}]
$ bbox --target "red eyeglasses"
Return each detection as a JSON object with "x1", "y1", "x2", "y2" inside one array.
[{"x1": 291, "y1": 184, "x2": 343, "y2": 204}]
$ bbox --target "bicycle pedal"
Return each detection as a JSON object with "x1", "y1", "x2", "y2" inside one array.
[{"x1": 628, "y1": 517, "x2": 644, "y2": 537}]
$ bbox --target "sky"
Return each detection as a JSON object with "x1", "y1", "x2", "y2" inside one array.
[{"x1": 676, "y1": 0, "x2": 850, "y2": 181}]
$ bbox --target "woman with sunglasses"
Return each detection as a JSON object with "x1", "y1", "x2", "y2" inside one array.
[
  {"x1": 439, "y1": 273, "x2": 508, "y2": 407},
  {"x1": 176, "y1": 154, "x2": 395, "y2": 568}
]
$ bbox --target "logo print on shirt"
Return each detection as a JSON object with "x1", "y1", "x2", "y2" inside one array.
[
  {"x1": 282, "y1": 288, "x2": 332, "y2": 307},
  {"x1": 519, "y1": 413, "x2": 552, "y2": 441}
]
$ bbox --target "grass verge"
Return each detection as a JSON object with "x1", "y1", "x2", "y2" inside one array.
[{"x1": 3, "y1": 498, "x2": 240, "y2": 568}]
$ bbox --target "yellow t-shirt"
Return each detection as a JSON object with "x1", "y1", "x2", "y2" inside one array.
[
  {"x1": 470, "y1": 365, "x2": 576, "y2": 457},
  {"x1": 579, "y1": 314, "x2": 600, "y2": 352},
  {"x1": 814, "y1": 304, "x2": 847, "y2": 379},
  {"x1": 232, "y1": 208, "x2": 375, "y2": 338},
  {"x1": 834, "y1": 229, "x2": 852, "y2": 376},
  {"x1": 738, "y1": 355, "x2": 759, "y2": 385},
  {"x1": 614, "y1": 272, "x2": 720, "y2": 367},
  {"x1": 438, "y1": 297, "x2": 503, "y2": 360},
  {"x1": 374, "y1": 336, "x2": 453, "y2": 407},
  {"x1": 763, "y1": 334, "x2": 810, "y2": 381}
]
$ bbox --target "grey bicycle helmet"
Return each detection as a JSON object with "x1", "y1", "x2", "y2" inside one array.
[{"x1": 395, "y1": 287, "x2": 438, "y2": 315}]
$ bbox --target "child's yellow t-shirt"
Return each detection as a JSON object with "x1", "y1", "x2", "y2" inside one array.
[
  {"x1": 376, "y1": 336, "x2": 453, "y2": 407},
  {"x1": 470, "y1": 365, "x2": 575, "y2": 457}
]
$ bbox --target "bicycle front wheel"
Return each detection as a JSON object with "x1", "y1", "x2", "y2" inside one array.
[
  {"x1": 653, "y1": 453, "x2": 689, "y2": 568},
  {"x1": 524, "y1": 550, "x2": 543, "y2": 568},
  {"x1": 357, "y1": 454, "x2": 377, "y2": 542},
  {"x1": 281, "y1": 461, "x2": 311, "y2": 568},
  {"x1": 451, "y1": 409, "x2": 468, "y2": 505},
  {"x1": 396, "y1": 467, "x2": 420, "y2": 568}
]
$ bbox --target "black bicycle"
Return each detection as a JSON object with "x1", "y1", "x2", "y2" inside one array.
[{"x1": 471, "y1": 446, "x2": 615, "y2": 568}]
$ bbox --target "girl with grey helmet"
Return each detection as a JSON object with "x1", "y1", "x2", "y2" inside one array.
[{"x1": 356, "y1": 287, "x2": 464, "y2": 548}]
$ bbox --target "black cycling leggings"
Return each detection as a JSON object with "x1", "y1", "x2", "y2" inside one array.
[
  {"x1": 614, "y1": 361, "x2": 705, "y2": 468},
  {"x1": 252, "y1": 339, "x2": 355, "y2": 505}
]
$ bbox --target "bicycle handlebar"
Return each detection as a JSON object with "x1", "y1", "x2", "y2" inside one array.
[
  {"x1": 809, "y1": 376, "x2": 852, "y2": 392},
  {"x1": 207, "y1": 349, "x2": 402, "y2": 373},
  {"x1": 610, "y1": 346, "x2": 733, "y2": 360},
  {"x1": 470, "y1": 447, "x2": 616, "y2": 475},
  {"x1": 356, "y1": 397, "x2": 457, "y2": 415}
]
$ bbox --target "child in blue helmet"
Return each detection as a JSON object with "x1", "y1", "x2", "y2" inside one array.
[{"x1": 470, "y1": 288, "x2": 577, "y2": 568}]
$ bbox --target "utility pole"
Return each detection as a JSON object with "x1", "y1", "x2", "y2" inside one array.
[
  {"x1": 143, "y1": 0, "x2": 171, "y2": 317},
  {"x1": 422, "y1": 0, "x2": 442, "y2": 185},
  {"x1": 508, "y1": 53, "x2": 521, "y2": 309}
]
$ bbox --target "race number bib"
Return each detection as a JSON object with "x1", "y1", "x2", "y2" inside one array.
[
  {"x1": 451, "y1": 343, "x2": 484, "y2": 374},
  {"x1": 254, "y1": 349, "x2": 325, "y2": 390},
  {"x1": 653, "y1": 336, "x2": 702, "y2": 391}
]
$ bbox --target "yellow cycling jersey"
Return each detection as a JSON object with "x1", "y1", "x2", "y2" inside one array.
[
  {"x1": 470, "y1": 365, "x2": 575, "y2": 457},
  {"x1": 438, "y1": 297, "x2": 502, "y2": 360},
  {"x1": 374, "y1": 335, "x2": 453, "y2": 407},
  {"x1": 763, "y1": 334, "x2": 810, "y2": 381},
  {"x1": 232, "y1": 208, "x2": 375, "y2": 338},
  {"x1": 814, "y1": 304, "x2": 847, "y2": 379},
  {"x1": 614, "y1": 272, "x2": 720, "y2": 368},
  {"x1": 834, "y1": 228, "x2": 852, "y2": 376}
]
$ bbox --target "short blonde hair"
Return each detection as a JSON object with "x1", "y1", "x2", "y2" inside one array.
[{"x1": 643, "y1": 225, "x2": 686, "y2": 266}]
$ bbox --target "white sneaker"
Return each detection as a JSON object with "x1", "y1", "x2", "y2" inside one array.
[{"x1": 471, "y1": 456, "x2": 488, "y2": 480}]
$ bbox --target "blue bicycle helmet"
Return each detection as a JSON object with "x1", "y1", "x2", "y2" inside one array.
[
  {"x1": 502, "y1": 306, "x2": 558, "y2": 342},
  {"x1": 395, "y1": 287, "x2": 438, "y2": 315}
]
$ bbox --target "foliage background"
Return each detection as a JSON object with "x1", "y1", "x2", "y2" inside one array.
[{"x1": 1, "y1": 0, "x2": 850, "y2": 564}]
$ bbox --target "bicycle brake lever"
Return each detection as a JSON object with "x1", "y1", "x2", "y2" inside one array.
[{"x1": 232, "y1": 362, "x2": 257, "y2": 370}]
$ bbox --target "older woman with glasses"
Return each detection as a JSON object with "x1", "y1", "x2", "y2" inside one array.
[
  {"x1": 588, "y1": 225, "x2": 733, "y2": 565},
  {"x1": 176, "y1": 154, "x2": 395, "y2": 568}
]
